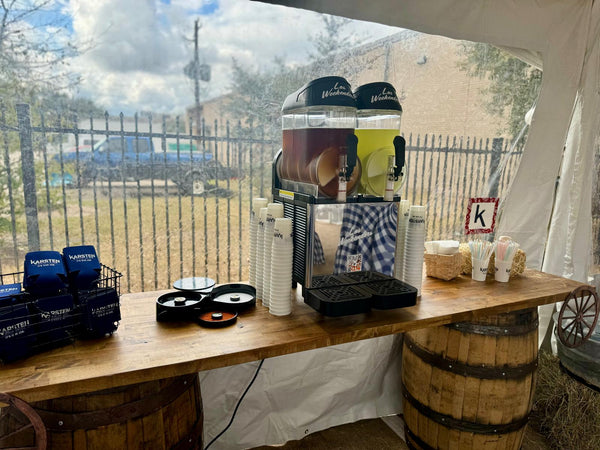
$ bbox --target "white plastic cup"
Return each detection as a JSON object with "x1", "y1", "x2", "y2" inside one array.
[
  {"x1": 269, "y1": 217, "x2": 293, "y2": 316},
  {"x1": 249, "y1": 198, "x2": 268, "y2": 287},
  {"x1": 255, "y1": 207, "x2": 268, "y2": 300},
  {"x1": 402, "y1": 205, "x2": 426, "y2": 294},
  {"x1": 495, "y1": 260, "x2": 512, "y2": 282},
  {"x1": 471, "y1": 257, "x2": 489, "y2": 281},
  {"x1": 394, "y1": 200, "x2": 411, "y2": 281},
  {"x1": 263, "y1": 203, "x2": 285, "y2": 308}
]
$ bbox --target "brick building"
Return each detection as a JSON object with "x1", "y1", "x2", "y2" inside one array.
[{"x1": 188, "y1": 30, "x2": 509, "y2": 141}]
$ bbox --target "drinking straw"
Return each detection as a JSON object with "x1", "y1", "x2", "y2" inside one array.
[
  {"x1": 496, "y1": 239, "x2": 519, "y2": 262},
  {"x1": 468, "y1": 238, "x2": 495, "y2": 261}
]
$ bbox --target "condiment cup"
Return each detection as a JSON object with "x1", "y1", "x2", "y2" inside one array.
[{"x1": 471, "y1": 257, "x2": 490, "y2": 281}]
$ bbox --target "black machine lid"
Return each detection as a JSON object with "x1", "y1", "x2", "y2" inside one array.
[
  {"x1": 282, "y1": 76, "x2": 356, "y2": 113},
  {"x1": 353, "y1": 82, "x2": 402, "y2": 112}
]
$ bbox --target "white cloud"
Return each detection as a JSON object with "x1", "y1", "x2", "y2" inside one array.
[{"x1": 67, "y1": 0, "x2": 399, "y2": 115}]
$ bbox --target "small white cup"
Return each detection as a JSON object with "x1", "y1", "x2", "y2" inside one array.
[
  {"x1": 471, "y1": 257, "x2": 489, "y2": 281},
  {"x1": 495, "y1": 260, "x2": 512, "y2": 282}
]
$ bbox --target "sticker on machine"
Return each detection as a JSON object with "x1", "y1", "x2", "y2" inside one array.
[{"x1": 346, "y1": 254, "x2": 363, "y2": 272}]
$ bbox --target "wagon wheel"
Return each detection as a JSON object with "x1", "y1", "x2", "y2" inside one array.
[
  {"x1": 557, "y1": 286, "x2": 600, "y2": 348},
  {"x1": 0, "y1": 393, "x2": 46, "y2": 450}
]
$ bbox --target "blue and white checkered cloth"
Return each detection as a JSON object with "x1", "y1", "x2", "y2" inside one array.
[
  {"x1": 313, "y1": 233, "x2": 325, "y2": 265},
  {"x1": 334, "y1": 203, "x2": 398, "y2": 276}
]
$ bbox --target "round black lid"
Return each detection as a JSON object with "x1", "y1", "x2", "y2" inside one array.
[
  {"x1": 210, "y1": 283, "x2": 256, "y2": 311},
  {"x1": 156, "y1": 291, "x2": 203, "y2": 308},
  {"x1": 353, "y1": 82, "x2": 402, "y2": 112},
  {"x1": 173, "y1": 277, "x2": 215, "y2": 292},
  {"x1": 197, "y1": 310, "x2": 238, "y2": 328},
  {"x1": 282, "y1": 76, "x2": 356, "y2": 113}
]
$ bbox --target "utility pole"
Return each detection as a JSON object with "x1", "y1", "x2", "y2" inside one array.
[
  {"x1": 194, "y1": 19, "x2": 201, "y2": 137},
  {"x1": 184, "y1": 19, "x2": 210, "y2": 138}
]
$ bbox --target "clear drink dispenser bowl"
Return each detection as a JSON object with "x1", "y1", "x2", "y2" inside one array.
[
  {"x1": 353, "y1": 82, "x2": 406, "y2": 197},
  {"x1": 279, "y1": 76, "x2": 361, "y2": 198}
]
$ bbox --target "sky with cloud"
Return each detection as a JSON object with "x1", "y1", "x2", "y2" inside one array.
[{"x1": 52, "y1": 0, "x2": 399, "y2": 115}]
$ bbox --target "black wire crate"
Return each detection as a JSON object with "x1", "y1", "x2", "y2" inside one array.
[{"x1": 0, "y1": 264, "x2": 122, "y2": 364}]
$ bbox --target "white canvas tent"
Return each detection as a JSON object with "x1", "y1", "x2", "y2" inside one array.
[{"x1": 201, "y1": 2, "x2": 600, "y2": 447}]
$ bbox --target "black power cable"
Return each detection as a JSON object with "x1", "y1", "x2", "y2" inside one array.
[{"x1": 204, "y1": 358, "x2": 265, "y2": 450}]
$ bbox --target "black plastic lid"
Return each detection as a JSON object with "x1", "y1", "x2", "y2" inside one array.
[
  {"x1": 353, "y1": 82, "x2": 402, "y2": 112},
  {"x1": 282, "y1": 76, "x2": 356, "y2": 113},
  {"x1": 173, "y1": 277, "x2": 215, "y2": 293}
]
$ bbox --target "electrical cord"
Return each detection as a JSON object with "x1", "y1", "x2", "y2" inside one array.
[{"x1": 203, "y1": 358, "x2": 265, "y2": 450}]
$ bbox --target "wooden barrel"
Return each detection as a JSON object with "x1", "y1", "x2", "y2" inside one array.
[
  {"x1": 19, "y1": 374, "x2": 202, "y2": 450},
  {"x1": 401, "y1": 308, "x2": 538, "y2": 450}
]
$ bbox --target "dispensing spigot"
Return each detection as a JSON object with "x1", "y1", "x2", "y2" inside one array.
[
  {"x1": 393, "y1": 135, "x2": 406, "y2": 179},
  {"x1": 384, "y1": 155, "x2": 396, "y2": 201},
  {"x1": 345, "y1": 134, "x2": 358, "y2": 181},
  {"x1": 337, "y1": 154, "x2": 348, "y2": 202}
]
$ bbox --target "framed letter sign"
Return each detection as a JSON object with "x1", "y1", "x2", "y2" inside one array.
[{"x1": 465, "y1": 197, "x2": 499, "y2": 235}]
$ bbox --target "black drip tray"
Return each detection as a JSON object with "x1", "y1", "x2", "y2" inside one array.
[
  {"x1": 305, "y1": 285, "x2": 371, "y2": 317},
  {"x1": 310, "y1": 274, "x2": 354, "y2": 289},
  {"x1": 361, "y1": 279, "x2": 418, "y2": 310},
  {"x1": 342, "y1": 271, "x2": 393, "y2": 284},
  {"x1": 304, "y1": 271, "x2": 418, "y2": 316}
]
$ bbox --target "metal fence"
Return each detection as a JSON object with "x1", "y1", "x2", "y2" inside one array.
[{"x1": 0, "y1": 102, "x2": 523, "y2": 293}]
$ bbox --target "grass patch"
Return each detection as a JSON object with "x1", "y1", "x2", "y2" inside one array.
[{"x1": 530, "y1": 351, "x2": 600, "y2": 450}]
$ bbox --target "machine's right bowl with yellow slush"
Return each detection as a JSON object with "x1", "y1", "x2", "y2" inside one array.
[{"x1": 354, "y1": 82, "x2": 405, "y2": 196}]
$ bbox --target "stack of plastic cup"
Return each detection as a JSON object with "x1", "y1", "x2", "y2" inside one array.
[
  {"x1": 394, "y1": 200, "x2": 411, "y2": 281},
  {"x1": 269, "y1": 218, "x2": 293, "y2": 316},
  {"x1": 402, "y1": 205, "x2": 426, "y2": 296},
  {"x1": 262, "y1": 203, "x2": 284, "y2": 308},
  {"x1": 249, "y1": 197, "x2": 268, "y2": 287},
  {"x1": 255, "y1": 207, "x2": 268, "y2": 301}
]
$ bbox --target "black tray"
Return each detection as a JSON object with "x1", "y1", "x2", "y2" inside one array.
[
  {"x1": 304, "y1": 271, "x2": 417, "y2": 316},
  {"x1": 304, "y1": 284, "x2": 371, "y2": 317},
  {"x1": 361, "y1": 279, "x2": 418, "y2": 310}
]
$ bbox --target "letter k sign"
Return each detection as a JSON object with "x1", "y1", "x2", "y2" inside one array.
[
  {"x1": 474, "y1": 204, "x2": 486, "y2": 227},
  {"x1": 465, "y1": 197, "x2": 499, "y2": 235}
]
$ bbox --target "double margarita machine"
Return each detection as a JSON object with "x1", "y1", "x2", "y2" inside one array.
[{"x1": 272, "y1": 76, "x2": 417, "y2": 316}]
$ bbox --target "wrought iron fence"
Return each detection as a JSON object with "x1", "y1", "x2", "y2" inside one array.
[{"x1": 0, "y1": 102, "x2": 523, "y2": 293}]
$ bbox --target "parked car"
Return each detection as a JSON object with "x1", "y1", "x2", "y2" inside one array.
[{"x1": 76, "y1": 136, "x2": 240, "y2": 195}]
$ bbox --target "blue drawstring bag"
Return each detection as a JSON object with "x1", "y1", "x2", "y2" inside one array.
[
  {"x1": 23, "y1": 251, "x2": 68, "y2": 296},
  {"x1": 0, "y1": 283, "x2": 34, "y2": 362},
  {"x1": 32, "y1": 293, "x2": 74, "y2": 351},
  {"x1": 62, "y1": 245, "x2": 102, "y2": 291},
  {"x1": 79, "y1": 288, "x2": 121, "y2": 338},
  {"x1": 0, "y1": 283, "x2": 23, "y2": 305}
]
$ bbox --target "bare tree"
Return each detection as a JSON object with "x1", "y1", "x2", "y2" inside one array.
[
  {"x1": 308, "y1": 15, "x2": 363, "y2": 60},
  {"x1": 0, "y1": 0, "x2": 83, "y2": 96}
]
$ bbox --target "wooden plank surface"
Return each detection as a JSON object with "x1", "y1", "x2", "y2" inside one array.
[{"x1": 0, "y1": 269, "x2": 586, "y2": 403}]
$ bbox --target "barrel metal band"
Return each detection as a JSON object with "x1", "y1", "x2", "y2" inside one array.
[
  {"x1": 445, "y1": 318, "x2": 538, "y2": 336},
  {"x1": 36, "y1": 374, "x2": 199, "y2": 431},
  {"x1": 401, "y1": 383, "x2": 529, "y2": 435},
  {"x1": 405, "y1": 335, "x2": 537, "y2": 379},
  {"x1": 172, "y1": 412, "x2": 204, "y2": 450},
  {"x1": 404, "y1": 424, "x2": 435, "y2": 450}
]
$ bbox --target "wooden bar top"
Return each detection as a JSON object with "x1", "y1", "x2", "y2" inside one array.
[{"x1": 0, "y1": 270, "x2": 586, "y2": 403}]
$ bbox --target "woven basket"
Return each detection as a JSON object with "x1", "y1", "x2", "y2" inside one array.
[
  {"x1": 424, "y1": 253, "x2": 463, "y2": 281},
  {"x1": 459, "y1": 243, "x2": 526, "y2": 276}
]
